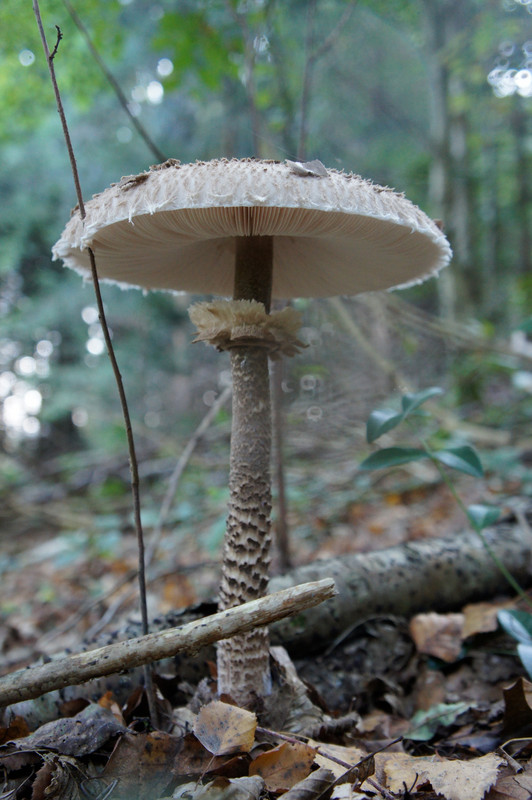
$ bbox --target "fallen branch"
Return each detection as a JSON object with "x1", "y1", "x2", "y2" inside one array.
[
  {"x1": 0, "y1": 579, "x2": 335, "y2": 708},
  {"x1": 3, "y1": 520, "x2": 531, "y2": 726},
  {"x1": 270, "y1": 517, "x2": 532, "y2": 652}
]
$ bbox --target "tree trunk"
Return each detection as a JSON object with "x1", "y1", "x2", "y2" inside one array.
[
  {"x1": 421, "y1": 0, "x2": 477, "y2": 318},
  {"x1": 422, "y1": 0, "x2": 455, "y2": 319},
  {"x1": 512, "y1": 105, "x2": 532, "y2": 280}
]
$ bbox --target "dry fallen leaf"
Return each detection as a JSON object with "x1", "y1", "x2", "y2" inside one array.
[
  {"x1": 486, "y1": 764, "x2": 532, "y2": 800},
  {"x1": 171, "y1": 732, "x2": 239, "y2": 778},
  {"x1": 249, "y1": 741, "x2": 316, "y2": 791},
  {"x1": 173, "y1": 775, "x2": 264, "y2": 800},
  {"x1": 409, "y1": 612, "x2": 464, "y2": 662},
  {"x1": 98, "y1": 690, "x2": 126, "y2": 725},
  {"x1": 194, "y1": 701, "x2": 257, "y2": 756},
  {"x1": 412, "y1": 664, "x2": 447, "y2": 711},
  {"x1": 502, "y1": 677, "x2": 532, "y2": 736},
  {"x1": 0, "y1": 714, "x2": 30, "y2": 745},
  {"x1": 378, "y1": 751, "x2": 504, "y2": 800},
  {"x1": 103, "y1": 729, "x2": 182, "y2": 799},
  {"x1": 281, "y1": 766, "x2": 336, "y2": 800},
  {"x1": 310, "y1": 741, "x2": 366, "y2": 780},
  {"x1": 462, "y1": 600, "x2": 510, "y2": 638},
  {"x1": 12, "y1": 703, "x2": 127, "y2": 757},
  {"x1": 31, "y1": 753, "x2": 98, "y2": 800}
]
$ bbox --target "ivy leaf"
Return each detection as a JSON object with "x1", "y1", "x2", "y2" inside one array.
[
  {"x1": 359, "y1": 447, "x2": 427, "y2": 471},
  {"x1": 400, "y1": 386, "x2": 443, "y2": 416},
  {"x1": 517, "y1": 644, "x2": 532, "y2": 681},
  {"x1": 467, "y1": 504, "x2": 501, "y2": 530},
  {"x1": 366, "y1": 387, "x2": 444, "y2": 443},
  {"x1": 405, "y1": 701, "x2": 471, "y2": 741},
  {"x1": 366, "y1": 409, "x2": 404, "y2": 443},
  {"x1": 432, "y1": 446, "x2": 484, "y2": 478},
  {"x1": 498, "y1": 609, "x2": 532, "y2": 645}
]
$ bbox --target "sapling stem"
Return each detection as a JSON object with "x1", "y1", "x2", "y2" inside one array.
[{"x1": 32, "y1": 0, "x2": 158, "y2": 725}]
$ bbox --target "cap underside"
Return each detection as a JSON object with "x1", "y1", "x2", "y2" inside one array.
[
  {"x1": 57, "y1": 205, "x2": 448, "y2": 299},
  {"x1": 53, "y1": 159, "x2": 452, "y2": 299}
]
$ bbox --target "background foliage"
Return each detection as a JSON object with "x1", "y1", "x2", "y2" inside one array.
[{"x1": 1, "y1": 0, "x2": 531, "y2": 528}]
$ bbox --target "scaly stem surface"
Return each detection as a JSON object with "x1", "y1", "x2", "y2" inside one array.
[{"x1": 217, "y1": 236, "x2": 274, "y2": 705}]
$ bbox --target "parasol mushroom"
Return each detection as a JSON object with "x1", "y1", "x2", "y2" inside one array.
[{"x1": 53, "y1": 157, "x2": 452, "y2": 707}]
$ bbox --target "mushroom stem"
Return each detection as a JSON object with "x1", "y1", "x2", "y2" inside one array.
[
  {"x1": 233, "y1": 236, "x2": 273, "y2": 311},
  {"x1": 217, "y1": 236, "x2": 274, "y2": 705}
]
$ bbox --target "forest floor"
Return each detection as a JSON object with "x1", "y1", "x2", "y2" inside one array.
[{"x1": 1, "y1": 426, "x2": 532, "y2": 799}]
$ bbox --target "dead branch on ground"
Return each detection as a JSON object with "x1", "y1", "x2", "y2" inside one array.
[{"x1": 0, "y1": 579, "x2": 335, "y2": 707}]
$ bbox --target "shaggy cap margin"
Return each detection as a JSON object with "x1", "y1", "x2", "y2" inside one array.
[{"x1": 52, "y1": 158, "x2": 452, "y2": 299}]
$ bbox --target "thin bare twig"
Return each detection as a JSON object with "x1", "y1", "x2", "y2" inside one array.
[
  {"x1": 32, "y1": 0, "x2": 157, "y2": 725},
  {"x1": 62, "y1": 0, "x2": 167, "y2": 162},
  {"x1": 298, "y1": 0, "x2": 357, "y2": 158},
  {"x1": 83, "y1": 385, "x2": 233, "y2": 636},
  {"x1": 50, "y1": 25, "x2": 63, "y2": 60},
  {"x1": 0, "y1": 579, "x2": 336, "y2": 707},
  {"x1": 224, "y1": 1, "x2": 263, "y2": 155},
  {"x1": 297, "y1": 0, "x2": 317, "y2": 160},
  {"x1": 146, "y1": 384, "x2": 232, "y2": 563},
  {"x1": 312, "y1": 1, "x2": 358, "y2": 62}
]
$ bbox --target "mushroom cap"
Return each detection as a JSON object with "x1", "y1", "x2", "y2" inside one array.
[{"x1": 52, "y1": 158, "x2": 451, "y2": 299}]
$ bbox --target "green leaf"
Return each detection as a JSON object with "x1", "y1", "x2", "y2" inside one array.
[
  {"x1": 405, "y1": 701, "x2": 471, "y2": 741},
  {"x1": 467, "y1": 504, "x2": 501, "y2": 530},
  {"x1": 432, "y1": 446, "x2": 484, "y2": 478},
  {"x1": 401, "y1": 386, "x2": 443, "y2": 416},
  {"x1": 517, "y1": 644, "x2": 532, "y2": 681},
  {"x1": 498, "y1": 609, "x2": 532, "y2": 645},
  {"x1": 366, "y1": 409, "x2": 404, "y2": 443},
  {"x1": 517, "y1": 316, "x2": 532, "y2": 333},
  {"x1": 366, "y1": 387, "x2": 444, "y2": 443},
  {"x1": 359, "y1": 447, "x2": 427, "y2": 471}
]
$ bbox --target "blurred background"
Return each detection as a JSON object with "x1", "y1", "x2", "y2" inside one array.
[{"x1": 1, "y1": 0, "x2": 532, "y2": 645}]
